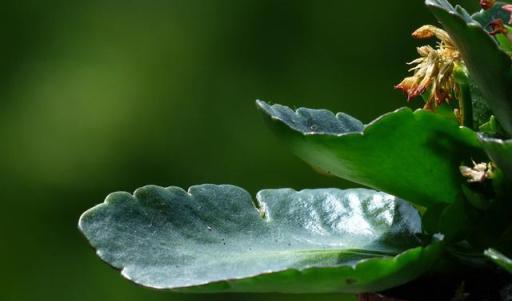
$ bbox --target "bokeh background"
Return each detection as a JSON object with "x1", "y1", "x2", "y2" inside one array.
[{"x1": 1, "y1": 0, "x2": 479, "y2": 300}]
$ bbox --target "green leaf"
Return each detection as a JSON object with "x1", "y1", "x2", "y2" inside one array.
[
  {"x1": 257, "y1": 100, "x2": 483, "y2": 207},
  {"x1": 422, "y1": 204, "x2": 446, "y2": 235},
  {"x1": 426, "y1": 0, "x2": 512, "y2": 135},
  {"x1": 479, "y1": 115, "x2": 500, "y2": 135},
  {"x1": 469, "y1": 79, "x2": 493, "y2": 129},
  {"x1": 438, "y1": 197, "x2": 476, "y2": 242},
  {"x1": 79, "y1": 184, "x2": 441, "y2": 293},
  {"x1": 479, "y1": 135, "x2": 512, "y2": 180},
  {"x1": 485, "y1": 248, "x2": 512, "y2": 273},
  {"x1": 496, "y1": 30, "x2": 512, "y2": 56}
]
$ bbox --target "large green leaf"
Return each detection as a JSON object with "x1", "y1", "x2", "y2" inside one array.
[
  {"x1": 426, "y1": 0, "x2": 512, "y2": 135},
  {"x1": 479, "y1": 135, "x2": 512, "y2": 180},
  {"x1": 485, "y1": 248, "x2": 512, "y2": 273},
  {"x1": 79, "y1": 184, "x2": 441, "y2": 293},
  {"x1": 257, "y1": 100, "x2": 483, "y2": 207}
]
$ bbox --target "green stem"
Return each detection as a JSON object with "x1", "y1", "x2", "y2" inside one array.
[
  {"x1": 454, "y1": 65, "x2": 473, "y2": 129},
  {"x1": 457, "y1": 80, "x2": 473, "y2": 129}
]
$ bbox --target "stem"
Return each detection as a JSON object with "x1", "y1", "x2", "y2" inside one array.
[
  {"x1": 453, "y1": 65, "x2": 473, "y2": 128},
  {"x1": 457, "y1": 81, "x2": 473, "y2": 129}
]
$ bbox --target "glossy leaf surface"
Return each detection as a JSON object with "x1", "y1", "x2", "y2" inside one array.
[
  {"x1": 257, "y1": 100, "x2": 483, "y2": 207},
  {"x1": 426, "y1": 0, "x2": 512, "y2": 135},
  {"x1": 79, "y1": 184, "x2": 441, "y2": 293}
]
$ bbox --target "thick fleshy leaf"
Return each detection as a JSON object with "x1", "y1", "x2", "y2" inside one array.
[
  {"x1": 479, "y1": 135, "x2": 512, "y2": 179},
  {"x1": 79, "y1": 184, "x2": 441, "y2": 293},
  {"x1": 257, "y1": 100, "x2": 483, "y2": 207},
  {"x1": 485, "y1": 248, "x2": 512, "y2": 273},
  {"x1": 426, "y1": 0, "x2": 512, "y2": 135}
]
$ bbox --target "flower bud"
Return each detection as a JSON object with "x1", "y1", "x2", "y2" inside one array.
[
  {"x1": 480, "y1": 0, "x2": 496, "y2": 10},
  {"x1": 503, "y1": 4, "x2": 512, "y2": 24},
  {"x1": 412, "y1": 25, "x2": 451, "y2": 42}
]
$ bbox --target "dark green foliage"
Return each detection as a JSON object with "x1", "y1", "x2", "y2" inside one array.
[
  {"x1": 427, "y1": 0, "x2": 512, "y2": 136},
  {"x1": 78, "y1": 0, "x2": 512, "y2": 300},
  {"x1": 257, "y1": 100, "x2": 483, "y2": 207}
]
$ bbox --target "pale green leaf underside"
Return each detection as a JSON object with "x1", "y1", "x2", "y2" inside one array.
[
  {"x1": 257, "y1": 100, "x2": 482, "y2": 207},
  {"x1": 79, "y1": 184, "x2": 440, "y2": 293},
  {"x1": 485, "y1": 248, "x2": 512, "y2": 274}
]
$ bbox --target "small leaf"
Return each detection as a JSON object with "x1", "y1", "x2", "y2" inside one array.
[
  {"x1": 479, "y1": 135, "x2": 512, "y2": 179},
  {"x1": 79, "y1": 184, "x2": 441, "y2": 293},
  {"x1": 479, "y1": 116, "x2": 501, "y2": 135},
  {"x1": 257, "y1": 100, "x2": 483, "y2": 207},
  {"x1": 426, "y1": 0, "x2": 512, "y2": 135},
  {"x1": 485, "y1": 248, "x2": 512, "y2": 273}
]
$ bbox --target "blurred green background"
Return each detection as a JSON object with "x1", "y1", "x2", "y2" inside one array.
[{"x1": 1, "y1": 0, "x2": 478, "y2": 300}]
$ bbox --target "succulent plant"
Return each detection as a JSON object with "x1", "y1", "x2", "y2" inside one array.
[{"x1": 79, "y1": 0, "x2": 512, "y2": 299}]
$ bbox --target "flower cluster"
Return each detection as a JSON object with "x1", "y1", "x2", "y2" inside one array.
[{"x1": 395, "y1": 25, "x2": 461, "y2": 110}]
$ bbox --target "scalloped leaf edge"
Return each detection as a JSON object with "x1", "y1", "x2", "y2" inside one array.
[
  {"x1": 256, "y1": 100, "x2": 480, "y2": 147},
  {"x1": 79, "y1": 184, "x2": 442, "y2": 293}
]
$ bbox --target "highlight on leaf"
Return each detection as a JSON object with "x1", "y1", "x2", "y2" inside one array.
[{"x1": 76, "y1": 0, "x2": 512, "y2": 300}]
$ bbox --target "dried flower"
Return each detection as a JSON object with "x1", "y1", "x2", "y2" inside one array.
[
  {"x1": 395, "y1": 25, "x2": 461, "y2": 110},
  {"x1": 460, "y1": 161, "x2": 494, "y2": 183},
  {"x1": 480, "y1": 0, "x2": 496, "y2": 10},
  {"x1": 489, "y1": 19, "x2": 508, "y2": 36}
]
